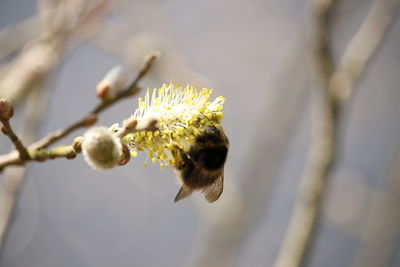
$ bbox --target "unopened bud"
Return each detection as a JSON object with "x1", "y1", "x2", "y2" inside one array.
[
  {"x1": 96, "y1": 65, "x2": 128, "y2": 100},
  {"x1": 142, "y1": 51, "x2": 160, "y2": 72},
  {"x1": 115, "y1": 117, "x2": 138, "y2": 138},
  {"x1": 123, "y1": 117, "x2": 138, "y2": 130},
  {"x1": 81, "y1": 127, "x2": 122, "y2": 170},
  {"x1": 0, "y1": 99, "x2": 14, "y2": 119},
  {"x1": 72, "y1": 136, "x2": 83, "y2": 153}
]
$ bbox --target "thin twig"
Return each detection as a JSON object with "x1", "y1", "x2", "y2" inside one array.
[
  {"x1": 0, "y1": 138, "x2": 77, "y2": 171},
  {"x1": 32, "y1": 53, "x2": 157, "y2": 149},
  {"x1": 0, "y1": 118, "x2": 30, "y2": 161},
  {"x1": 273, "y1": 1, "x2": 399, "y2": 267},
  {"x1": 0, "y1": 0, "x2": 117, "y2": 254},
  {"x1": 0, "y1": 16, "x2": 40, "y2": 61},
  {"x1": 0, "y1": 85, "x2": 49, "y2": 251},
  {"x1": 0, "y1": 53, "x2": 157, "y2": 171}
]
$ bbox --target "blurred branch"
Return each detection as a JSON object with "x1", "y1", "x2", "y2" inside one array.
[
  {"x1": 0, "y1": 0, "x2": 112, "y2": 103},
  {"x1": 273, "y1": 1, "x2": 335, "y2": 267},
  {"x1": 330, "y1": 0, "x2": 400, "y2": 105},
  {"x1": 273, "y1": 0, "x2": 400, "y2": 267},
  {"x1": 0, "y1": 53, "x2": 157, "y2": 171},
  {"x1": 0, "y1": 16, "x2": 41, "y2": 61}
]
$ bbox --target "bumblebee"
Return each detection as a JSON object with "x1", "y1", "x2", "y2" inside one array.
[{"x1": 173, "y1": 126, "x2": 229, "y2": 203}]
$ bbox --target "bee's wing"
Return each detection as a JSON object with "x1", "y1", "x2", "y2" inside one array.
[
  {"x1": 174, "y1": 185, "x2": 193, "y2": 202},
  {"x1": 202, "y1": 171, "x2": 224, "y2": 203}
]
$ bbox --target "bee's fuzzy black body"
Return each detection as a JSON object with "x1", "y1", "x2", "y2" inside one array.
[{"x1": 173, "y1": 126, "x2": 229, "y2": 203}]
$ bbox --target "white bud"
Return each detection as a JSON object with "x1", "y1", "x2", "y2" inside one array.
[
  {"x1": 96, "y1": 65, "x2": 128, "y2": 99},
  {"x1": 81, "y1": 127, "x2": 122, "y2": 170}
]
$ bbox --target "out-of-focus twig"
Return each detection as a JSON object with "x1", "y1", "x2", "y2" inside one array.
[
  {"x1": 329, "y1": 0, "x2": 400, "y2": 105},
  {"x1": 273, "y1": 1, "x2": 335, "y2": 267},
  {"x1": 273, "y1": 1, "x2": 400, "y2": 267},
  {"x1": 0, "y1": 53, "x2": 157, "y2": 171},
  {"x1": 0, "y1": 17, "x2": 41, "y2": 61},
  {"x1": 0, "y1": 0, "x2": 112, "y2": 103}
]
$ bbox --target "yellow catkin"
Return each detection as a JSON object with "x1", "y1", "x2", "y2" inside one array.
[{"x1": 118, "y1": 83, "x2": 226, "y2": 168}]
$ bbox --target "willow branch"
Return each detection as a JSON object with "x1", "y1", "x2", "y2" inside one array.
[
  {"x1": 0, "y1": 144, "x2": 77, "y2": 171},
  {"x1": 0, "y1": 85, "x2": 49, "y2": 251},
  {"x1": 273, "y1": 0, "x2": 399, "y2": 267},
  {"x1": 31, "y1": 53, "x2": 157, "y2": 150},
  {"x1": 0, "y1": 0, "x2": 117, "y2": 253},
  {"x1": 30, "y1": 145, "x2": 77, "y2": 161},
  {"x1": 0, "y1": 118, "x2": 30, "y2": 161},
  {"x1": 0, "y1": 53, "x2": 157, "y2": 171}
]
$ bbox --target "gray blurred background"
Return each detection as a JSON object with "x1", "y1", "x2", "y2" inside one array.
[{"x1": 0, "y1": 0, "x2": 399, "y2": 266}]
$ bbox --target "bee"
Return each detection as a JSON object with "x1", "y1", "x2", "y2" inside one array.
[{"x1": 173, "y1": 125, "x2": 229, "y2": 203}]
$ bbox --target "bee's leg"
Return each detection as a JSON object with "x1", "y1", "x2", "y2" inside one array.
[
  {"x1": 171, "y1": 145, "x2": 194, "y2": 178},
  {"x1": 174, "y1": 185, "x2": 193, "y2": 202},
  {"x1": 171, "y1": 145, "x2": 190, "y2": 170}
]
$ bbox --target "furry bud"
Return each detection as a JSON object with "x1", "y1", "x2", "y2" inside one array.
[
  {"x1": 81, "y1": 127, "x2": 122, "y2": 170},
  {"x1": 96, "y1": 65, "x2": 128, "y2": 100}
]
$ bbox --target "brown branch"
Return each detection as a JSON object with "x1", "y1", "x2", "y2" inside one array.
[
  {"x1": 30, "y1": 145, "x2": 77, "y2": 161},
  {"x1": 0, "y1": 117, "x2": 30, "y2": 161},
  {"x1": 0, "y1": 53, "x2": 157, "y2": 171},
  {"x1": 32, "y1": 52, "x2": 157, "y2": 149},
  {"x1": 0, "y1": 145, "x2": 77, "y2": 172},
  {"x1": 273, "y1": 0, "x2": 399, "y2": 267},
  {"x1": 0, "y1": 85, "x2": 49, "y2": 250},
  {"x1": 0, "y1": 0, "x2": 120, "y2": 253}
]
